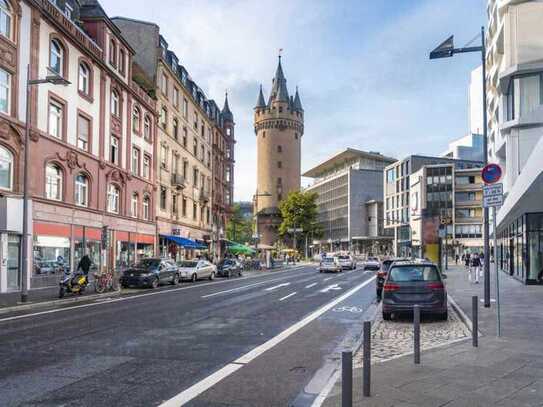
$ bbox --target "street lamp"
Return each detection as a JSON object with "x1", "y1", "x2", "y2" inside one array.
[
  {"x1": 429, "y1": 27, "x2": 491, "y2": 308},
  {"x1": 21, "y1": 65, "x2": 70, "y2": 303},
  {"x1": 253, "y1": 191, "x2": 271, "y2": 251}
]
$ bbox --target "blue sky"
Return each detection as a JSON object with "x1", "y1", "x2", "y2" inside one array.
[{"x1": 103, "y1": 0, "x2": 486, "y2": 201}]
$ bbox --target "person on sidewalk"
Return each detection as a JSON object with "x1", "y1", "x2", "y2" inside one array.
[
  {"x1": 455, "y1": 254, "x2": 459, "y2": 265},
  {"x1": 470, "y1": 253, "x2": 481, "y2": 284},
  {"x1": 464, "y1": 253, "x2": 471, "y2": 271},
  {"x1": 77, "y1": 254, "x2": 92, "y2": 277}
]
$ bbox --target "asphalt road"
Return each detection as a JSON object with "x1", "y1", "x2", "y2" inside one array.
[{"x1": 0, "y1": 265, "x2": 377, "y2": 407}]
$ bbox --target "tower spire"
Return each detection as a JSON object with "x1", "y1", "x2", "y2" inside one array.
[
  {"x1": 222, "y1": 91, "x2": 233, "y2": 122},
  {"x1": 255, "y1": 84, "x2": 266, "y2": 108},
  {"x1": 293, "y1": 86, "x2": 303, "y2": 111},
  {"x1": 271, "y1": 54, "x2": 289, "y2": 103}
]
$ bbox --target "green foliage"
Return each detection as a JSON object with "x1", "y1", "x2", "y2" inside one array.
[
  {"x1": 278, "y1": 191, "x2": 322, "y2": 239},
  {"x1": 226, "y1": 204, "x2": 253, "y2": 244}
]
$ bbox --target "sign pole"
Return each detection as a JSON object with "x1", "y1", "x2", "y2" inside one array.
[{"x1": 494, "y1": 206, "x2": 501, "y2": 337}]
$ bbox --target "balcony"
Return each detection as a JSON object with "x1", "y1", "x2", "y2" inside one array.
[{"x1": 171, "y1": 174, "x2": 185, "y2": 189}]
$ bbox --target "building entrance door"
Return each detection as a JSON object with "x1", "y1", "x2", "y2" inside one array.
[
  {"x1": 7, "y1": 234, "x2": 20, "y2": 291},
  {"x1": 509, "y1": 238, "x2": 514, "y2": 276}
]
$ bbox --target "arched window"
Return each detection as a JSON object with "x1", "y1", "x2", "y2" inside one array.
[
  {"x1": 50, "y1": 39, "x2": 64, "y2": 76},
  {"x1": 107, "y1": 184, "x2": 120, "y2": 214},
  {"x1": 144, "y1": 115, "x2": 151, "y2": 140},
  {"x1": 0, "y1": 0, "x2": 12, "y2": 40},
  {"x1": 74, "y1": 173, "x2": 89, "y2": 207},
  {"x1": 45, "y1": 163, "x2": 63, "y2": 201},
  {"x1": 78, "y1": 62, "x2": 90, "y2": 95},
  {"x1": 160, "y1": 106, "x2": 167, "y2": 128},
  {"x1": 109, "y1": 39, "x2": 117, "y2": 67},
  {"x1": 132, "y1": 107, "x2": 141, "y2": 133},
  {"x1": 142, "y1": 195, "x2": 150, "y2": 221},
  {"x1": 111, "y1": 90, "x2": 119, "y2": 116},
  {"x1": 0, "y1": 145, "x2": 13, "y2": 190},
  {"x1": 131, "y1": 193, "x2": 138, "y2": 218}
]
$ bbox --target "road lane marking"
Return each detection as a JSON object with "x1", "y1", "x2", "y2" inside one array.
[
  {"x1": 279, "y1": 292, "x2": 297, "y2": 301},
  {"x1": 201, "y1": 274, "x2": 302, "y2": 298},
  {"x1": 323, "y1": 277, "x2": 334, "y2": 281},
  {"x1": 319, "y1": 284, "x2": 342, "y2": 293},
  {"x1": 305, "y1": 283, "x2": 317, "y2": 289},
  {"x1": 159, "y1": 275, "x2": 376, "y2": 407},
  {"x1": 265, "y1": 283, "x2": 291, "y2": 291}
]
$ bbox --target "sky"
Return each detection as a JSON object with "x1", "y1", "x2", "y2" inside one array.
[{"x1": 102, "y1": 0, "x2": 487, "y2": 201}]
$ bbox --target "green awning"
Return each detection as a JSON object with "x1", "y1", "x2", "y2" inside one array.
[{"x1": 226, "y1": 242, "x2": 256, "y2": 255}]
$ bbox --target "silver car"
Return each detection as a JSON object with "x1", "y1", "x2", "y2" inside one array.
[
  {"x1": 338, "y1": 255, "x2": 356, "y2": 270},
  {"x1": 177, "y1": 259, "x2": 217, "y2": 282},
  {"x1": 319, "y1": 257, "x2": 342, "y2": 273}
]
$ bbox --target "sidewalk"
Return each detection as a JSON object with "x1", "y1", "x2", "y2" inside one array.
[{"x1": 322, "y1": 265, "x2": 543, "y2": 407}]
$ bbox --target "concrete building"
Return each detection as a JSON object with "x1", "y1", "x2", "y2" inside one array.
[
  {"x1": 254, "y1": 56, "x2": 303, "y2": 246},
  {"x1": 486, "y1": 0, "x2": 543, "y2": 284},
  {"x1": 442, "y1": 133, "x2": 484, "y2": 162},
  {"x1": 303, "y1": 149, "x2": 396, "y2": 255},
  {"x1": 236, "y1": 201, "x2": 253, "y2": 220},
  {"x1": 113, "y1": 17, "x2": 235, "y2": 260},
  {"x1": 469, "y1": 65, "x2": 484, "y2": 136},
  {"x1": 384, "y1": 155, "x2": 482, "y2": 257},
  {"x1": 409, "y1": 164, "x2": 484, "y2": 264}
]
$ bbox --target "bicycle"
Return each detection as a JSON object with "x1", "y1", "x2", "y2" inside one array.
[{"x1": 93, "y1": 270, "x2": 114, "y2": 294}]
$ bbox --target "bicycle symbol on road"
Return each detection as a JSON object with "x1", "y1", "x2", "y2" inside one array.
[{"x1": 333, "y1": 305, "x2": 364, "y2": 313}]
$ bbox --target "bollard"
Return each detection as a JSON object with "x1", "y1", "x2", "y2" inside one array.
[
  {"x1": 363, "y1": 320, "x2": 371, "y2": 397},
  {"x1": 472, "y1": 295, "x2": 478, "y2": 347},
  {"x1": 414, "y1": 305, "x2": 420, "y2": 364},
  {"x1": 342, "y1": 351, "x2": 353, "y2": 407}
]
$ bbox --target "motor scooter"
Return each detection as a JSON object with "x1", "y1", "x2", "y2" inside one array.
[{"x1": 59, "y1": 269, "x2": 88, "y2": 298}]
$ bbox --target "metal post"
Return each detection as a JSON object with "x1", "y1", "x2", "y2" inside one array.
[
  {"x1": 21, "y1": 64, "x2": 31, "y2": 303},
  {"x1": 481, "y1": 26, "x2": 491, "y2": 308},
  {"x1": 472, "y1": 295, "x2": 478, "y2": 347},
  {"x1": 494, "y1": 207, "x2": 501, "y2": 336},
  {"x1": 414, "y1": 305, "x2": 420, "y2": 364},
  {"x1": 363, "y1": 320, "x2": 371, "y2": 397},
  {"x1": 342, "y1": 351, "x2": 353, "y2": 407},
  {"x1": 445, "y1": 232, "x2": 448, "y2": 270}
]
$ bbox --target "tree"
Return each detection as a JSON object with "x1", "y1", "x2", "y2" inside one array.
[
  {"x1": 278, "y1": 191, "x2": 322, "y2": 252},
  {"x1": 226, "y1": 204, "x2": 253, "y2": 244}
]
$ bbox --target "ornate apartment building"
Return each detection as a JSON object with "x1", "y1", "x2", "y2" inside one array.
[{"x1": 112, "y1": 17, "x2": 235, "y2": 259}]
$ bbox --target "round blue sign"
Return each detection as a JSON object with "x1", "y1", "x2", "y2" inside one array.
[{"x1": 481, "y1": 163, "x2": 502, "y2": 184}]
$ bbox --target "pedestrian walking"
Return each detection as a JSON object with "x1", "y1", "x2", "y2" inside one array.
[
  {"x1": 464, "y1": 253, "x2": 471, "y2": 270},
  {"x1": 470, "y1": 253, "x2": 481, "y2": 283},
  {"x1": 455, "y1": 254, "x2": 459, "y2": 265}
]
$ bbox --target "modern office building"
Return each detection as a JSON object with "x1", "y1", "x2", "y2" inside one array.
[
  {"x1": 384, "y1": 155, "x2": 483, "y2": 256},
  {"x1": 409, "y1": 164, "x2": 484, "y2": 263},
  {"x1": 441, "y1": 133, "x2": 484, "y2": 162},
  {"x1": 486, "y1": 0, "x2": 543, "y2": 284},
  {"x1": 303, "y1": 149, "x2": 396, "y2": 254}
]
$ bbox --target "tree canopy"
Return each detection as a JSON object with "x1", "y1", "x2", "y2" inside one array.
[
  {"x1": 278, "y1": 191, "x2": 322, "y2": 240},
  {"x1": 226, "y1": 203, "x2": 253, "y2": 244}
]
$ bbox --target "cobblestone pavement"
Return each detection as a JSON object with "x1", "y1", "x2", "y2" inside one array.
[{"x1": 354, "y1": 304, "x2": 471, "y2": 367}]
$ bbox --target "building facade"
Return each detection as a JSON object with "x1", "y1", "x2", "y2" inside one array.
[
  {"x1": 112, "y1": 17, "x2": 235, "y2": 260},
  {"x1": 409, "y1": 164, "x2": 484, "y2": 263},
  {"x1": 303, "y1": 149, "x2": 396, "y2": 255},
  {"x1": 0, "y1": 0, "x2": 158, "y2": 298},
  {"x1": 384, "y1": 155, "x2": 483, "y2": 257},
  {"x1": 486, "y1": 0, "x2": 543, "y2": 284},
  {"x1": 254, "y1": 56, "x2": 303, "y2": 246}
]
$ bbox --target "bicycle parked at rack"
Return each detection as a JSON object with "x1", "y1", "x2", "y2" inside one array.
[{"x1": 93, "y1": 270, "x2": 115, "y2": 294}]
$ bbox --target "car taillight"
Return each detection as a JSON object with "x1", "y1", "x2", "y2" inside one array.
[
  {"x1": 426, "y1": 282, "x2": 444, "y2": 290},
  {"x1": 383, "y1": 282, "x2": 400, "y2": 292}
]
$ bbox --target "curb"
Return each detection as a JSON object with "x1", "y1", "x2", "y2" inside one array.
[
  {"x1": 448, "y1": 293, "x2": 480, "y2": 337},
  {"x1": 0, "y1": 290, "x2": 121, "y2": 315}
]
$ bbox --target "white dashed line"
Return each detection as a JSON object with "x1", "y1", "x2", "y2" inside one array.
[
  {"x1": 305, "y1": 283, "x2": 317, "y2": 289},
  {"x1": 279, "y1": 292, "x2": 297, "y2": 302},
  {"x1": 265, "y1": 283, "x2": 291, "y2": 291}
]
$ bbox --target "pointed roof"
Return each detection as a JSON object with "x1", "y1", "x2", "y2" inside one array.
[
  {"x1": 255, "y1": 84, "x2": 266, "y2": 109},
  {"x1": 293, "y1": 87, "x2": 303, "y2": 111},
  {"x1": 270, "y1": 56, "x2": 289, "y2": 103},
  {"x1": 222, "y1": 92, "x2": 233, "y2": 122}
]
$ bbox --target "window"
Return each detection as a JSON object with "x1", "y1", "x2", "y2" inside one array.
[
  {"x1": 506, "y1": 79, "x2": 515, "y2": 121},
  {"x1": 45, "y1": 164, "x2": 62, "y2": 201},
  {"x1": 194, "y1": 112, "x2": 198, "y2": 130},
  {"x1": 132, "y1": 147, "x2": 140, "y2": 176},
  {"x1": 173, "y1": 88, "x2": 179, "y2": 108},
  {"x1": 77, "y1": 115, "x2": 90, "y2": 151},
  {"x1": 161, "y1": 144, "x2": 168, "y2": 168},
  {"x1": 111, "y1": 90, "x2": 120, "y2": 116},
  {"x1": 193, "y1": 202, "x2": 197, "y2": 220},
  {"x1": 182, "y1": 127, "x2": 188, "y2": 148},
  {"x1": 143, "y1": 155, "x2": 150, "y2": 179},
  {"x1": 173, "y1": 119, "x2": 179, "y2": 140},
  {"x1": 110, "y1": 136, "x2": 119, "y2": 164},
  {"x1": 160, "y1": 186, "x2": 167, "y2": 210},
  {"x1": 143, "y1": 196, "x2": 150, "y2": 220},
  {"x1": 172, "y1": 194, "x2": 177, "y2": 215},
  {"x1": 107, "y1": 184, "x2": 120, "y2": 214},
  {"x1": 193, "y1": 138, "x2": 198, "y2": 156},
  {"x1": 0, "y1": 68, "x2": 10, "y2": 114},
  {"x1": 277, "y1": 161, "x2": 282, "y2": 169},
  {"x1": 386, "y1": 168, "x2": 395, "y2": 183},
  {"x1": 144, "y1": 116, "x2": 151, "y2": 140},
  {"x1": 64, "y1": 2, "x2": 73, "y2": 19},
  {"x1": 48, "y1": 100, "x2": 63, "y2": 139},
  {"x1": 160, "y1": 107, "x2": 167, "y2": 129},
  {"x1": 0, "y1": 145, "x2": 12, "y2": 190},
  {"x1": 193, "y1": 167, "x2": 198, "y2": 187},
  {"x1": 161, "y1": 72, "x2": 168, "y2": 96},
  {"x1": 0, "y1": 0, "x2": 12, "y2": 39},
  {"x1": 131, "y1": 193, "x2": 138, "y2": 218},
  {"x1": 75, "y1": 174, "x2": 89, "y2": 207},
  {"x1": 226, "y1": 127, "x2": 231, "y2": 136},
  {"x1": 78, "y1": 63, "x2": 90, "y2": 95},
  {"x1": 50, "y1": 39, "x2": 64, "y2": 75},
  {"x1": 119, "y1": 49, "x2": 126, "y2": 75},
  {"x1": 519, "y1": 73, "x2": 543, "y2": 117},
  {"x1": 277, "y1": 145, "x2": 282, "y2": 153},
  {"x1": 183, "y1": 98, "x2": 188, "y2": 119},
  {"x1": 132, "y1": 107, "x2": 141, "y2": 133},
  {"x1": 109, "y1": 40, "x2": 117, "y2": 67},
  {"x1": 182, "y1": 160, "x2": 188, "y2": 178},
  {"x1": 200, "y1": 145, "x2": 205, "y2": 161},
  {"x1": 182, "y1": 197, "x2": 187, "y2": 217}
]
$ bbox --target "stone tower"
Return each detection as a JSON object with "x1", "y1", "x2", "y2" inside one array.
[{"x1": 254, "y1": 56, "x2": 304, "y2": 246}]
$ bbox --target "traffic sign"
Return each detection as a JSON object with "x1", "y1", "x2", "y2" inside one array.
[
  {"x1": 483, "y1": 183, "x2": 503, "y2": 208},
  {"x1": 287, "y1": 228, "x2": 303, "y2": 233},
  {"x1": 481, "y1": 164, "x2": 502, "y2": 184}
]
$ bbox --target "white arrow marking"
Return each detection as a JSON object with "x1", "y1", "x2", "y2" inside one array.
[
  {"x1": 319, "y1": 284, "x2": 342, "y2": 293},
  {"x1": 305, "y1": 282, "x2": 317, "y2": 289},
  {"x1": 265, "y1": 282, "x2": 291, "y2": 291},
  {"x1": 279, "y1": 292, "x2": 297, "y2": 301}
]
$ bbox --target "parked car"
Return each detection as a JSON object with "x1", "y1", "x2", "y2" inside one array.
[
  {"x1": 178, "y1": 259, "x2": 217, "y2": 282},
  {"x1": 338, "y1": 255, "x2": 356, "y2": 270},
  {"x1": 217, "y1": 259, "x2": 243, "y2": 278},
  {"x1": 376, "y1": 258, "x2": 407, "y2": 299},
  {"x1": 120, "y1": 258, "x2": 179, "y2": 289},
  {"x1": 318, "y1": 256, "x2": 342, "y2": 273},
  {"x1": 363, "y1": 256, "x2": 381, "y2": 271},
  {"x1": 382, "y1": 260, "x2": 448, "y2": 321}
]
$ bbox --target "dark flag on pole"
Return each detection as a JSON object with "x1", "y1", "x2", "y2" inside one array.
[{"x1": 429, "y1": 35, "x2": 455, "y2": 59}]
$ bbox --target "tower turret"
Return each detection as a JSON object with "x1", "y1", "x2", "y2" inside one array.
[{"x1": 222, "y1": 92, "x2": 234, "y2": 122}]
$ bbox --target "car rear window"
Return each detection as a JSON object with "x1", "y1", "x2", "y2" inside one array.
[
  {"x1": 323, "y1": 258, "x2": 335, "y2": 263},
  {"x1": 338, "y1": 256, "x2": 350, "y2": 260},
  {"x1": 388, "y1": 265, "x2": 440, "y2": 282},
  {"x1": 179, "y1": 261, "x2": 197, "y2": 267}
]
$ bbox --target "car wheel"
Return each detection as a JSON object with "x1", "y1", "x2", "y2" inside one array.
[
  {"x1": 191, "y1": 273, "x2": 197, "y2": 283},
  {"x1": 151, "y1": 278, "x2": 159, "y2": 289},
  {"x1": 171, "y1": 273, "x2": 180, "y2": 285},
  {"x1": 209, "y1": 272, "x2": 215, "y2": 281},
  {"x1": 383, "y1": 312, "x2": 392, "y2": 321}
]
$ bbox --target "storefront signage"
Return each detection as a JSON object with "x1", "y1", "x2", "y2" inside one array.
[
  {"x1": 481, "y1": 163, "x2": 502, "y2": 184},
  {"x1": 483, "y1": 183, "x2": 503, "y2": 208}
]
